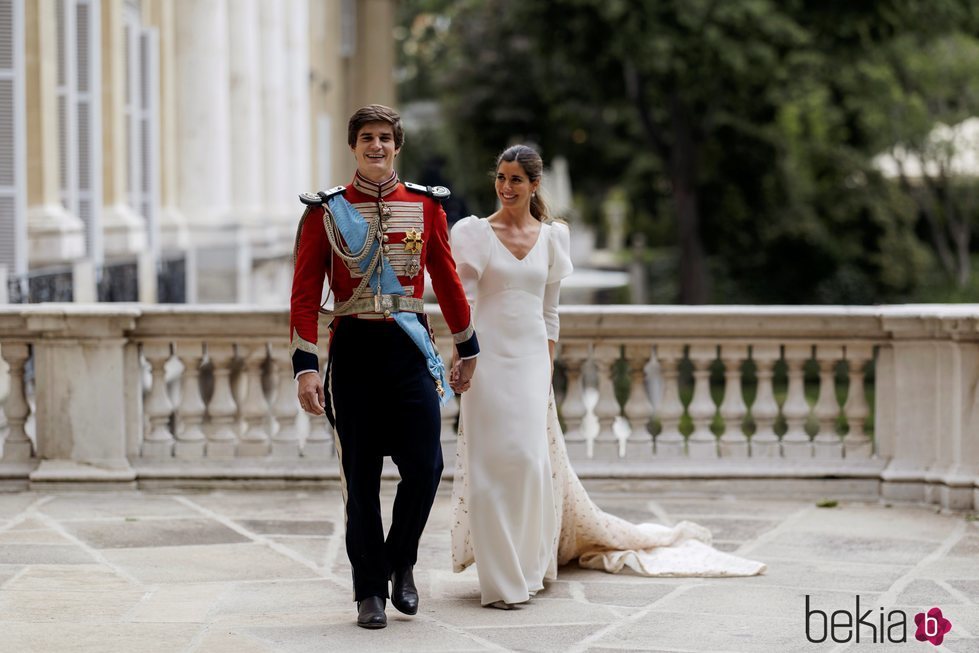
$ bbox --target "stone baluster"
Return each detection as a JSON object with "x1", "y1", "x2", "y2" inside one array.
[
  {"x1": 141, "y1": 341, "x2": 176, "y2": 458},
  {"x1": 237, "y1": 343, "x2": 271, "y2": 457},
  {"x1": 718, "y1": 344, "x2": 749, "y2": 458},
  {"x1": 173, "y1": 341, "x2": 206, "y2": 459},
  {"x1": 270, "y1": 342, "x2": 302, "y2": 458},
  {"x1": 558, "y1": 342, "x2": 589, "y2": 459},
  {"x1": 302, "y1": 350, "x2": 333, "y2": 458},
  {"x1": 781, "y1": 344, "x2": 813, "y2": 458},
  {"x1": 750, "y1": 344, "x2": 781, "y2": 458},
  {"x1": 438, "y1": 339, "x2": 460, "y2": 464},
  {"x1": 654, "y1": 344, "x2": 686, "y2": 457},
  {"x1": 843, "y1": 344, "x2": 874, "y2": 458},
  {"x1": 813, "y1": 344, "x2": 844, "y2": 459},
  {"x1": 1, "y1": 343, "x2": 34, "y2": 461},
  {"x1": 592, "y1": 343, "x2": 623, "y2": 459},
  {"x1": 204, "y1": 343, "x2": 239, "y2": 458},
  {"x1": 623, "y1": 343, "x2": 655, "y2": 458},
  {"x1": 687, "y1": 344, "x2": 718, "y2": 458}
]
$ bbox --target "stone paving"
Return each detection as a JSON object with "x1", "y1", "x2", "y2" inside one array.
[{"x1": 0, "y1": 486, "x2": 976, "y2": 652}]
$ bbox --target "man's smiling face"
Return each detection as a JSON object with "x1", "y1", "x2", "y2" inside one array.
[{"x1": 352, "y1": 121, "x2": 399, "y2": 182}]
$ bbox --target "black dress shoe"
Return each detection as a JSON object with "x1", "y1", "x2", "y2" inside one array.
[
  {"x1": 356, "y1": 596, "x2": 387, "y2": 629},
  {"x1": 390, "y1": 566, "x2": 419, "y2": 615}
]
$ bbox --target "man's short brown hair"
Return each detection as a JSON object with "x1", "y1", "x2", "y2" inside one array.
[{"x1": 347, "y1": 104, "x2": 405, "y2": 149}]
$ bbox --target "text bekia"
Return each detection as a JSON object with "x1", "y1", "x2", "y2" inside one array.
[{"x1": 805, "y1": 595, "x2": 906, "y2": 644}]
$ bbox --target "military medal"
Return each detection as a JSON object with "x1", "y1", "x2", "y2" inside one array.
[
  {"x1": 403, "y1": 228, "x2": 423, "y2": 278},
  {"x1": 403, "y1": 228, "x2": 423, "y2": 254}
]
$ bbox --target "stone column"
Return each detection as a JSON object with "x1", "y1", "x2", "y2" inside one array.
[
  {"x1": 27, "y1": 309, "x2": 139, "y2": 486},
  {"x1": 174, "y1": 0, "x2": 231, "y2": 233},
  {"x1": 227, "y1": 0, "x2": 268, "y2": 244},
  {"x1": 24, "y1": 0, "x2": 85, "y2": 265},
  {"x1": 286, "y1": 0, "x2": 311, "y2": 199},
  {"x1": 146, "y1": 0, "x2": 188, "y2": 251},
  {"x1": 880, "y1": 336, "x2": 939, "y2": 503},
  {"x1": 350, "y1": 0, "x2": 396, "y2": 111},
  {"x1": 175, "y1": 0, "x2": 248, "y2": 302},
  {"x1": 934, "y1": 334, "x2": 979, "y2": 510},
  {"x1": 308, "y1": 0, "x2": 347, "y2": 187},
  {"x1": 100, "y1": 0, "x2": 147, "y2": 257},
  {"x1": 260, "y1": 0, "x2": 292, "y2": 234}
]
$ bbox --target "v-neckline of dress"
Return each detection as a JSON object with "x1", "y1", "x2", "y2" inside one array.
[{"x1": 487, "y1": 219, "x2": 544, "y2": 262}]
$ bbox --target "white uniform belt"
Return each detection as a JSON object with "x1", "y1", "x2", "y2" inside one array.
[{"x1": 332, "y1": 294, "x2": 424, "y2": 317}]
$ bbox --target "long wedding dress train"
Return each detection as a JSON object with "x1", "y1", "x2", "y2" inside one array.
[{"x1": 450, "y1": 392, "x2": 767, "y2": 581}]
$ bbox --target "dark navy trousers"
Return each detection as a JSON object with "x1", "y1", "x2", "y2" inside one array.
[{"x1": 329, "y1": 317, "x2": 444, "y2": 602}]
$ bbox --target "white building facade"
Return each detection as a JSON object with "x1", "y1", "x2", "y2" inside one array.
[{"x1": 0, "y1": 0, "x2": 397, "y2": 304}]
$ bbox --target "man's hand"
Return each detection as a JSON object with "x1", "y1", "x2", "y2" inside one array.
[
  {"x1": 450, "y1": 357, "x2": 476, "y2": 394},
  {"x1": 297, "y1": 372, "x2": 326, "y2": 415}
]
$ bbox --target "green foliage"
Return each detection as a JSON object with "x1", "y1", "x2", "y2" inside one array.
[{"x1": 396, "y1": 0, "x2": 979, "y2": 303}]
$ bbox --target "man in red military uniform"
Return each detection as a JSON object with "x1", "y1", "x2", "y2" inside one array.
[{"x1": 290, "y1": 105, "x2": 478, "y2": 629}]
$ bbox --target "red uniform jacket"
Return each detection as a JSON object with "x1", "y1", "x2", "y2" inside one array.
[{"x1": 290, "y1": 171, "x2": 478, "y2": 375}]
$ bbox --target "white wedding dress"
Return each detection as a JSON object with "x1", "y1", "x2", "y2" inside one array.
[{"x1": 448, "y1": 216, "x2": 765, "y2": 607}]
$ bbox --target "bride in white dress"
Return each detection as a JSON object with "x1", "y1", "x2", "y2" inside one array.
[{"x1": 448, "y1": 145, "x2": 764, "y2": 609}]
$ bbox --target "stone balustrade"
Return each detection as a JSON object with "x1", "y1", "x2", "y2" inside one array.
[{"x1": 0, "y1": 304, "x2": 977, "y2": 510}]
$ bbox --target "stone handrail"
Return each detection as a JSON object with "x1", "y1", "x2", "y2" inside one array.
[{"x1": 0, "y1": 304, "x2": 977, "y2": 510}]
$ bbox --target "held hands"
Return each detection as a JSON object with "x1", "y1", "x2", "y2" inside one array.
[
  {"x1": 449, "y1": 353, "x2": 476, "y2": 394},
  {"x1": 297, "y1": 372, "x2": 326, "y2": 416}
]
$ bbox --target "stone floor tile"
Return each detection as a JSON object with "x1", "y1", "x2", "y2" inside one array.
[
  {"x1": 1, "y1": 622, "x2": 201, "y2": 653},
  {"x1": 0, "y1": 564, "x2": 22, "y2": 587},
  {"x1": 652, "y1": 497, "x2": 810, "y2": 518},
  {"x1": 592, "y1": 610, "x2": 824, "y2": 653},
  {"x1": 237, "y1": 619, "x2": 492, "y2": 652},
  {"x1": 0, "y1": 527, "x2": 73, "y2": 545},
  {"x1": 4, "y1": 564, "x2": 136, "y2": 591},
  {"x1": 189, "y1": 630, "x2": 277, "y2": 653},
  {"x1": 0, "y1": 588, "x2": 148, "y2": 622},
  {"x1": 0, "y1": 544, "x2": 95, "y2": 565},
  {"x1": 657, "y1": 584, "x2": 878, "y2": 622},
  {"x1": 185, "y1": 492, "x2": 341, "y2": 520},
  {"x1": 578, "y1": 580, "x2": 677, "y2": 607},
  {"x1": 469, "y1": 624, "x2": 607, "y2": 652},
  {"x1": 949, "y1": 534, "x2": 979, "y2": 558},
  {"x1": 0, "y1": 493, "x2": 40, "y2": 518},
  {"x1": 128, "y1": 582, "x2": 230, "y2": 623},
  {"x1": 895, "y1": 579, "x2": 962, "y2": 606},
  {"x1": 791, "y1": 503, "x2": 961, "y2": 542},
  {"x1": 38, "y1": 494, "x2": 196, "y2": 520},
  {"x1": 750, "y1": 531, "x2": 936, "y2": 565},
  {"x1": 210, "y1": 578, "x2": 352, "y2": 624},
  {"x1": 743, "y1": 557, "x2": 910, "y2": 593},
  {"x1": 673, "y1": 516, "x2": 781, "y2": 541},
  {"x1": 237, "y1": 519, "x2": 334, "y2": 536},
  {"x1": 424, "y1": 597, "x2": 621, "y2": 628},
  {"x1": 947, "y1": 580, "x2": 979, "y2": 603},
  {"x1": 64, "y1": 518, "x2": 250, "y2": 549},
  {"x1": 101, "y1": 543, "x2": 319, "y2": 584},
  {"x1": 917, "y1": 559, "x2": 979, "y2": 581},
  {"x1": 268, "y1": 536, "x2": 335, "y2": 567}
]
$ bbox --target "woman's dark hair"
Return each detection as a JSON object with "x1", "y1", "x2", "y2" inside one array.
[{"x1": 496, "y1": 144, "x2": 549, "y2": 222}]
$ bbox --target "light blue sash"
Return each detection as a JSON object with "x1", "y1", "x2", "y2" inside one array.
[{"x1": 327, "y1": 195, "x2": 454, "y2": 405}]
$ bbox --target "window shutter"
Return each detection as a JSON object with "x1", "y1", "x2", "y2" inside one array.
[{"x1": 0, "y1": 0, "x2": 27, "y2": 282}]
